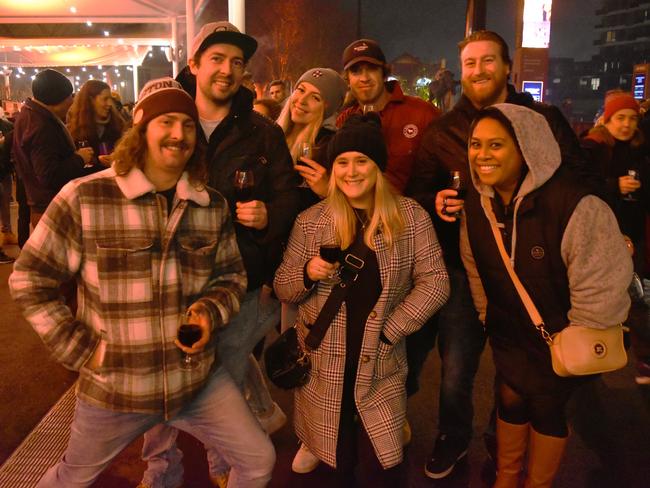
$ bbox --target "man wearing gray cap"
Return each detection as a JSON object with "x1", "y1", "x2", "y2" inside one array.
[
  {"x1": 12, "y1": 69, "x2": 97, "y2": 227},
  {"x1": 139, "y1": 21, "x2": 301, "y2": 488}
]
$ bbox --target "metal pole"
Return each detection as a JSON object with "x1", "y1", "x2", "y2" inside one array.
[
  {"x1": 185, "y1": 0, "x2": 195, "y2": 64},
  {"x1": 465, "y1": 0, "x2": 487, "y2": 37},
  {"x1": 171, "y1": 17, "x2": 179, "y2": 77},
  {"x1": 132, "y1": 63, "x2": 139, "y2": 102},
  {"x1": 357, "y1": 0, "x2": 362, "y2": 38},
  {"x1": 228, "y1": 0, "x2": 246, "y2": 32}
]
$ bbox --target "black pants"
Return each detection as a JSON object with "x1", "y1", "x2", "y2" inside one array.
[{"x1": 334, "y1": 384, "x2": 401, "y2": 487}]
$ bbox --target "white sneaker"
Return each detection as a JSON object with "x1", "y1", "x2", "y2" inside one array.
[
  {"x1": 256, "y1": 401, "x2": 287, "y2": 434},
  {"x1": 291, "y1": 443, "x2": 320, "y2": 473}
]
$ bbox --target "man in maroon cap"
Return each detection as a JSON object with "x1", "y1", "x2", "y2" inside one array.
[{"x1": 337, "y1": 39, "x2": 440, "y2": 195}]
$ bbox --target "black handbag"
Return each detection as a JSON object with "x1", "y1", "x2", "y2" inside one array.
[
  {"x1": 264, "y1": 326, "x2": 311, "y2": 389},
  {"x1": 265, "y1": 232, "x2": 370, "y2": 389}
]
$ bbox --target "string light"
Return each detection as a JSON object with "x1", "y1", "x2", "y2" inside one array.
[{"x1": 70, "y1": 6, "x2": 77, "y2": 14}]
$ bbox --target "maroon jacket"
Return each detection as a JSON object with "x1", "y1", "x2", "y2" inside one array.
[{"x1": 337, "y1": 81, "x2": 439, "y2": 193}]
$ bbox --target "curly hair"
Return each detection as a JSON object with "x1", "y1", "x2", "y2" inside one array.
[
  {"x1": 67, "y1": 80, "x2": 125, "y2": 146},
  {"x1": 112, "y1": 122, "x2": 208, "y2": 188}
]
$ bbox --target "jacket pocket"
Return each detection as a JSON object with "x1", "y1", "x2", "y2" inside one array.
[
  {"x1": 374, "y1": 340, "x2": 398, "y2": 379},
  {"x1": 96, "y1": 239, "x2": 155, "y2": 306},
  {"x1": 177, "y1": 237, "x2": 220, "y2": 296}
]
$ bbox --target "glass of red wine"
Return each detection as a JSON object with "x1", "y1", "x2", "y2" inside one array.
[
  {"x1": 319, "y1": 242, "x2": 342, "y2": 285},
  {"x1": 449, "y1": 170, "x2": 466, "y2": 218},
  {"x1": 178, "y1": 321, "x2": 203, "y2": 370},
  {"x1": 234, "y1": 169, "x2": 255, "y2": 203}
]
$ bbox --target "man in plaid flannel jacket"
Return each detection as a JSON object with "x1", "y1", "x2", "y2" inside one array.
[{"x1": 9, "y1": 78, "x2": 275, "y2": 488}]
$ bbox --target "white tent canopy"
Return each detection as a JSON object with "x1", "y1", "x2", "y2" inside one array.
[
  {"x1": 0, "y1": 0, "x2": 202, "y2": 73},
  {"x1": 0, "y1": 0, "x2": 246, "y2": 100}
]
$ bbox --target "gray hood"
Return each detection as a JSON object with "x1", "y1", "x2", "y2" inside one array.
[{"x1": 470, "y1": 103, "x2": 561, "y2": 200}]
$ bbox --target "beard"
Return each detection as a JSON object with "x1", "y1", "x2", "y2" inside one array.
[{"x1": 461, "y1": 73, "x2": 508, "y2": 108}]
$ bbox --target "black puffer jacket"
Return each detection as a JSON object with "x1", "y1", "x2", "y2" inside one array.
[
  {"x1": 196, "y1": 86, "x2": 302, "y2": 290},
  {"x1": 408, "y1": 85, "x2": 595, "y2": 268},
  {"x1": 12, "y1": 99, "x2": 100, "y2": 212}
]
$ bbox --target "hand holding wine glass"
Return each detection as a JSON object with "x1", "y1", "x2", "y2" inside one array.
[
  {"x1": 437, "y1": 171, "x2": 466, "y2": 221},
  {"x1": 176, "y1": 304, "x2": 211, "y2": 370}
]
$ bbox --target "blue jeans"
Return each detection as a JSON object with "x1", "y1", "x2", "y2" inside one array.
[
  {"x1": 435, "y1": 264, "x2": 486, "y2": 444},
  {"x1": 39, "y1": 368, "x2": 275, "y2": 488},
  {"x1": 142, "y1": 287, "x2": 281, "y2": 481}
]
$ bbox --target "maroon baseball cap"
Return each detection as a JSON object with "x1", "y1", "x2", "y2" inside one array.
[{"x1": 342, "y1": 39, "x2": 386, "y2": 71}]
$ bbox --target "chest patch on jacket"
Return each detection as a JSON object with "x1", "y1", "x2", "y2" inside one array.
[
  {"x1": 402, "y1": 124, "x2": 418, "y2": 139},
  {"x1": 531, "y1": 246, "x2": 545, "y2": 260}
]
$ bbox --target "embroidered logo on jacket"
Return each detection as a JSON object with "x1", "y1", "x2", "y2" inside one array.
[
  {"x1": 531, "y1": 246, "x2": 545, "y2": 260},
  {"x1": 402, "y1": 124, "x2": 418, "y2": 139}
]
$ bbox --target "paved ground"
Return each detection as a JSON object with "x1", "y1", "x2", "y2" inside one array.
[{"x1": 1, "y1": 210, "x2": 649, "y2": 487}]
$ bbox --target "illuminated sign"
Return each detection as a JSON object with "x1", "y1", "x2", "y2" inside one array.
[
  {"x1": 633, "y1": 73, "x2": 646, "y2": 100},
  {"x1": 522, "y1": 81, "x2": 544, "y2": 102},
  {"x1": 522, "y1": 0, "x2": 553, "y2": 48}
]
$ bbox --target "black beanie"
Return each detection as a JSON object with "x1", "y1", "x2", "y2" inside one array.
[
  {"x1": 326, "y1": 113, "x2": 387, "y2": 171},
  {"x1": 32, "y1": 69, "x2": 73, "y2": 105}
]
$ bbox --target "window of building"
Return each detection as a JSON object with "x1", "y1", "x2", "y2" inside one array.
[
  {"x1": 553, "y1": 78, "x2": 561, "y2": 84},
  {"x1": 606, "y1": 30, "x2": 616, "y2": 42},
  {"x1": 591, "y1": 78, "x2": 601, "y2": 90}
]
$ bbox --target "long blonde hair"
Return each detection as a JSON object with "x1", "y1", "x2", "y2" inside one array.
[
  {"x1": 276, "y1": 84, "x2": 325, "y2": 162},
  {"x1": 327, "y1": 165, "x2": 404, "y2": 250}
]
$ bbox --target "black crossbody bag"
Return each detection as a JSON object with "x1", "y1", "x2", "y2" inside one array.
[{"x1": 265, "y1": 232, "x2": 370, "y2": 389}]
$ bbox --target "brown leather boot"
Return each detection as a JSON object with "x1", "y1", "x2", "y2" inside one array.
[
  {"x1": 523, "y1": 428, "x2": 568, "y2": 488},
  {"x1": 493, "y1": 418, "x2": 529, "y2": 488}
]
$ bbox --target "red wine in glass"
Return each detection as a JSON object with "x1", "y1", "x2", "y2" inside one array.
[
  {"x1": 234, "y1": 169, "x2": 255, "y2": 202},
  {"x1": 178, "y1": 323, "x2": 202, "y2": 347},
  {"x1": 320, "y1": 244, "x2": 341, "y2": 264},
  {"x1": 178, "y1": 322, "x2": 202, "y2": 370}
]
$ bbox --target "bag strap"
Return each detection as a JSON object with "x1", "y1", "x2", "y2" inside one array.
[
  {"x1": 304, "y1": 229, "x2": 371, "y2": 351},
  {"x1": 480, "y1": 195, "x2": 553, "y2": 345}
]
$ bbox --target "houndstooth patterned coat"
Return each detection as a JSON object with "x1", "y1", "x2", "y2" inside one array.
[{"x1": 274, "y1": 197, "x2": 449, "y2": 469}]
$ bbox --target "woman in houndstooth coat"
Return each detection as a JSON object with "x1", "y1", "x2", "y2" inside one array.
[{"x1": 274, "y1": 114, "x2": 449, "y2": 484}]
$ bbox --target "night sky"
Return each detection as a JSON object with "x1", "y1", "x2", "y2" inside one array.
[{"x1": 359, "y1": 0, "x2": 600, "y2": 71}]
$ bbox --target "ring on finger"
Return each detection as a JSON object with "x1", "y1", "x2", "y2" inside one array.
[{"x1": 442, "y1": 197, "x2": 448, "y2": 206}]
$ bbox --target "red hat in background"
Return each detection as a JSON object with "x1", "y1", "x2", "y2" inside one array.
[{"x1": 603, "y1": 91, "x2": 639, "y2": 122}]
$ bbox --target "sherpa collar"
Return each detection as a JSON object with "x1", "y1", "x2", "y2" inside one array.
[{"x1": 114, "y1": 166, "x2": 210, "y2": 207}]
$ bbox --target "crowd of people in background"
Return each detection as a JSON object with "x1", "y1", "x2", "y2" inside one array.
[{"x1": 0, "y1": 16, "x2": 648, "y2": 488}]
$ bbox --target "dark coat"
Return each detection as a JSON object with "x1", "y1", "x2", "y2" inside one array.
[
  {"x1": 0, "y1": 118, "x2": 13, "y2": 180},
  {"x1": 200, "y1": 87, "x2": 302, "y2": 290},
  {"x1": 407, "y1": 85, "x2": 595, "y2": 268},
  {"x1": 581, "y1": 133, "x2": 650, "y2": 243},
  {"x1": 12, "y1": 99, "x2": 99, "y2": 212}
]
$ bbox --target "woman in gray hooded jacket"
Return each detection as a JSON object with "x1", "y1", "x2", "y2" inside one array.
[{"x1": 459, "y1": 104, "x2": 632, "y2": 488}]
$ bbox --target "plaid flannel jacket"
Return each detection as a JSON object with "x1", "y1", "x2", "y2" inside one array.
[{"x1": 10, "y1": 167, "x2": 246, "y2": 417}]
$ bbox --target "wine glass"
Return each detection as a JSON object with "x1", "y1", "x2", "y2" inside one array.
[
  {"x1": 300, "y1": 142, "x2": 312, "y2": 161},
  {"x1": 624, "y1": 169, "x2": 639, "y2": 201},
  {"x1": 319, "y1": 232, "x2": 342, "y2": 285},
  {"x1": 449, "y1": 170, "x2": 466, "y2": 218},
  {"x1": 177, "y1": 320, "x2": 203, "y2": 370},
  {"x1": 233, "y1": 169, "x2": 255, "y2": 202}
]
